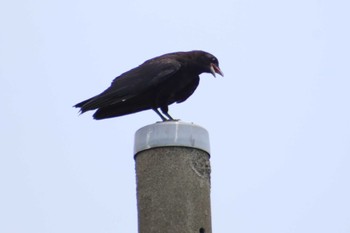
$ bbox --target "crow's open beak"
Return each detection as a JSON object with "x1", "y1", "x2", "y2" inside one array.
[{"x1": 210, "y1": 63, "x2": 224, "y2": 77}]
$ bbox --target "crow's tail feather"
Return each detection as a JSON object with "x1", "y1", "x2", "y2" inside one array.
[{"x1": 73, "y1": 97, "x2": 94, "y2": 113}]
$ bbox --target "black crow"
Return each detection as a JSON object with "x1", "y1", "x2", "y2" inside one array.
[{"x1": 74, "y1": 50, "x2": 223, "y2": 121}]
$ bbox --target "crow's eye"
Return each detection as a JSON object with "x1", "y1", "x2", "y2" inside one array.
[{"x1": 211, "y1": 57, "x2": 217, "y2": 63}]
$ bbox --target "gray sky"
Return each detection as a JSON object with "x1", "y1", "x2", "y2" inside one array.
[{"x1": 1, "y1": 0, "x2": 349, "y2": 232}]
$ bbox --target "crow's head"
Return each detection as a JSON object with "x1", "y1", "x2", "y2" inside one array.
[{"x1": 191, "y1": 51, "x2": 224, "y2": 78}]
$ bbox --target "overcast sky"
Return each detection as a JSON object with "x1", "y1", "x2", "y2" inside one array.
[{"x1": 1, "y1": 0, "x2": 349, "y2": 233}]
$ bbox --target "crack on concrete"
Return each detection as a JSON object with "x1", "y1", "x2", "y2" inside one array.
[{"x1": 190, "y1": 153, "x2": 211, "y2": 180}]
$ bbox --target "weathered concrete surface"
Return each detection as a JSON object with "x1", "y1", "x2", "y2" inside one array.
[{"x1": 135, "y1": 146, "x2": 211, "y2": 233}]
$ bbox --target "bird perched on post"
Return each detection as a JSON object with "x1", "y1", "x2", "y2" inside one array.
[{"x1": 74, "y1": 50, "x2": 223, "y2": 121}]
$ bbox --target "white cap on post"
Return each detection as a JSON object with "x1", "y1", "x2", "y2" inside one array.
[{"x1": 134, "y1": 121, "x2": 210, "y2": 156}]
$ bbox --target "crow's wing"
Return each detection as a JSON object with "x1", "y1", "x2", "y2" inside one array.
[{"x1": 78, "y1": 59, "x2": 181, "y2": 111}]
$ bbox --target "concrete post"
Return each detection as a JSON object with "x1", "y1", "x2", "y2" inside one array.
[{"x1": 134, "y1": 121, "x2": 212, "y2": 233}]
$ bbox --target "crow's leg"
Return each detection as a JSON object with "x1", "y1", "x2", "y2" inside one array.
[
  {"x1": 164, "y1": 112, "x2": 174, "y2": 120},
  {"x1": 160, "y1": 106, "x2": 174, "y2": 121},
  {"x1": 153, "y1": 108, "x2": 167, "y2": 121}
]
